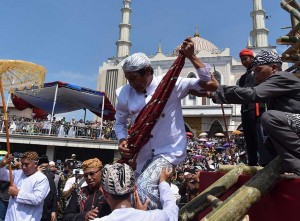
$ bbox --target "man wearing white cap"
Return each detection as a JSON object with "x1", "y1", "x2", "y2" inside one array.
[
  {"x1": 115, "y1": 37, "x2": 211, "y2": 209},
  {"x1": 49, "y1": 161, "x2": 60, "y2": 190}
]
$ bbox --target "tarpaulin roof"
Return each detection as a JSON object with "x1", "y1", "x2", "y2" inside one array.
[{"x1": 12, "y1": 81, "x2": 115, "y2": 120}]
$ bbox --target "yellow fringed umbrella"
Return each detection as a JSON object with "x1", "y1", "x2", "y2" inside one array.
[{"x1": 0, "y1": 60, "x2": 46, "y2": 185}]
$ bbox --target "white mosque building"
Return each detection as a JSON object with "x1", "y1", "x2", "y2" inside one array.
[{"x1": 97, "y1": 0, "x2": 275, "y2": 137}]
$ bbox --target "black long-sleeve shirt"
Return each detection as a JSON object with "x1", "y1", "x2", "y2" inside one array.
[{"x1": 62, "y1": 186, "x2": 111, "y2": 221}]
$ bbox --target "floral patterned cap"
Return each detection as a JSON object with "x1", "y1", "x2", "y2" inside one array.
[
  {"x1": 101, "y1": 163, "x2": 135, "y2": 195},
  {"x1": 252, "y1": 50, "x2": 282, "y2": 67}
]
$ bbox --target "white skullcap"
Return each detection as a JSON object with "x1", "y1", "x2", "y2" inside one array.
[
  {"x1": 121, "y1": 53, "x2": 151, "y2": 72},
  {"x1": 49, "y1": 161, "x2": 55, "y2": 166}
]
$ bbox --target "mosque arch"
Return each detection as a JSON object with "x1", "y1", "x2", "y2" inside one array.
[
  {"x1": 208, "y1": 119, "x2": 224, "y2": 137},
  {"x1": 184, "y1": 122, "x2": 196, "y2": 138}
]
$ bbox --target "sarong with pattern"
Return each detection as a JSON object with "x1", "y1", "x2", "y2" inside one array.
[
  {"x1": 136, "y1": 156, "x2": 173, "y2": 210},
  {"x1": 286, "y1": 113, "x2": 300, "y2": 136}
]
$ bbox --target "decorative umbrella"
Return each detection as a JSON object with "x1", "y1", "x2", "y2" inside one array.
[
  {"x1": 186, "y1": 131, "x2": 193, "y2": 136},
  {"x1": 199, "y1": 132, "x2": 208, "y2": 137},
  {"x1": 193, "y1": 155, "x2": 205, "y2": 160},
  {"x1": 205, "y1": 142, "x2": 214, "y2": 147},
  {"x1": 232, "y1": 130, "x2": 243, "y2": 135},
  {"x1": 223, "y1": 142, "x2": 234, "y2": 147},
  {"x1": 216, "y1": 146, "x2": 227, "y2": 151},
  {"x1": 0, "y1": 60, "x2": 46, "y2": 185},
  {"x1": 199, "y1": 138, "x2": 208, "y2": 142},
  {"x1": 215, "y1": 132, "x2": 225, "y2": 137}
]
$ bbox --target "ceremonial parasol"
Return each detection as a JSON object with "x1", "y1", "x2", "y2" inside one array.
[
  {"x1": 215, "y1": 132, "x2": 225, "y2": 137},
  {"x1": 0, "y1": 60, "x2": 46, "y2": 185}
]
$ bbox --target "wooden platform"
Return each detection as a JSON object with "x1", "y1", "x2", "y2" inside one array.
[{"x1": 197, "y1": 171, "x2": 300, "y2": 221}]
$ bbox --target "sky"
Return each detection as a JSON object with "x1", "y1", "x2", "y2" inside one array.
[{"x1": 0, "y1": 0, "x2": 291, "y2": 121}]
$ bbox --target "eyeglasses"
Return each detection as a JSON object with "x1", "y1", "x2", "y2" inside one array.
[{"x1": 83, "y1": 168, "x2": 101, "y2": 179}]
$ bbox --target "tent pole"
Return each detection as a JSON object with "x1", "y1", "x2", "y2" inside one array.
[
  {"x1": 49, "y1": 84, "x2": 59, "y2": 135},
  {"x1": 100, "y1": 95, "x2": 105, "y2": 138},
  {"x1": 1, "y1": 92, "x2": 10, "y2": 133},
  {"x1": 83, "y1": 108, "x2": 86, "y2": 123}
]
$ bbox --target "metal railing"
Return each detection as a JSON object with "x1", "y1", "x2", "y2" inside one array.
[{"x1": 0, "y1": 120, "x2": 117, "y2": 141}]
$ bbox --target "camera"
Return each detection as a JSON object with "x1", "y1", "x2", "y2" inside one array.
[{"x1": 72, "y1": 169, "x2": 83, "y2": 175}]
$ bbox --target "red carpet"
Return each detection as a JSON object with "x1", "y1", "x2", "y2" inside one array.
[{"x1": 197, "y1": 171, "x2": 300, "y2": 221}]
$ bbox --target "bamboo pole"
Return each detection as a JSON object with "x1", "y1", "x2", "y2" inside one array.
[
  {"x1": 218, "y1": 164, "x2": 263, "y2": 175},
  {"x1": 200, "y1": 156, "x2": 282, "y2": 221},
  {"x1": 206, "y1": 195, "x2": 249, "y2": 221},
  {"x1": 0, "y1": 79, "x2": 13, "y2": 186},
  {"x1": 179, "y1": 163, "x2": 245, "y2": 221}
]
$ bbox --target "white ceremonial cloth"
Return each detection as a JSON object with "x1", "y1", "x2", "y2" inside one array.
[
  {"x1": 0, "y1": 167, "x2": 50, "y2": 221},
  {"x1": 94, "y1": 182, "x2": 178, "y2": 221}
]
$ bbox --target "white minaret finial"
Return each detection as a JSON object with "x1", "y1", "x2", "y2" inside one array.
[
  {"x1": 250, "y1": 0, "x2": 269, "y2": 47},
  {"x1": 116, "y1": 0, "x2": 132, "y2": 57}
]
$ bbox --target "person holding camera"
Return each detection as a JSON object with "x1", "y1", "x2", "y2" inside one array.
[
  {"x1": 62, "y1": 167, "x2": 86, "y2": 200},
  {"x1": 62, "y1": 158, "x2": 111, "y2": 221},
  {"x1": 0, "y1": 151, "x2": 50, "y2": 221}
]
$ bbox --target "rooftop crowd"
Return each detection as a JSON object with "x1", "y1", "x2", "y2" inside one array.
[{"x1": 0, "y1": 115, "x2": 117, "y2": 141}]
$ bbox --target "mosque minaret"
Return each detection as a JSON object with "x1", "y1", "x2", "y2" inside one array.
[
  {"x1": 116, "y1": 0, "x2": 132, "y2": 57},
  {"x1": 248, "y1": 0, "x2": 276, "y2": 53},
  {"x1": 251, "y1": 0, "x2": 269, "y2": 47}
]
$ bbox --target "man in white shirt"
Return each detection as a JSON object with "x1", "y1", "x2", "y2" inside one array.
[
  {"x1": 115, "y1": 37, "x2": 211, "y2": 209},
  {"x1": 94, "y1": 163, "x2": 178, "y2": 221},
  {"x1": 0, "y1": 151, "x2": 50, "y2": 221}
]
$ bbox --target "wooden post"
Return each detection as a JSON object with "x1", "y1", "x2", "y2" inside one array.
[
  {"x1": 200, "y1": 156, "x2": 282, "y2": 221},
  {"x1": 179, "y1": 163, "x2": 245, "y2": 221}
]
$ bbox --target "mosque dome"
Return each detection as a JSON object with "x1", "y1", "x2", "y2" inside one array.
[{"x1": 173, "y1": 28, "x2": 220, "y2": 55}]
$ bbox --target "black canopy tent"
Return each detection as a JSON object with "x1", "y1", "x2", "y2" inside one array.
[{"x1": 11, "y1": 81, "x2": 115, "y2": 122}]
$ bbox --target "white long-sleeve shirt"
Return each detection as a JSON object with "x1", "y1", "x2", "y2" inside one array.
[
  {"x1": 94, "y1": 181, "x2": 178, "y2": 221},
  {"x1": 114, "y1": 67, "x2": 210, "y2": 174},
  {"x1": 0, "y1": 167, "x2": 50, "y2": 221}
]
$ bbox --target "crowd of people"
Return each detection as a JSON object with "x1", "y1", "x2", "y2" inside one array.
[
  {"x1": 0, "y1": 151, "x2": 179, "y2": 221},
  {"x1": 0, "y1": 116, "x2": 117, "y2": 141},
  {"x1": 0, "y1": 37, "x2": 299, "y2": 221}
]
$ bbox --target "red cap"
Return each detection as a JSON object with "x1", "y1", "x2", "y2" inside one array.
[{"x1": 239, "y1": 49, "x2": 254, "y2": 57}]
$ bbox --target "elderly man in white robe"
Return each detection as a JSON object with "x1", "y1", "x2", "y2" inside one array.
[
  {"x1": 0, "y1": 151, "x2": 50, "y2": 221},
  {"x1": 115, "y1": 37, "x2": 211, "y2": 209}
]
